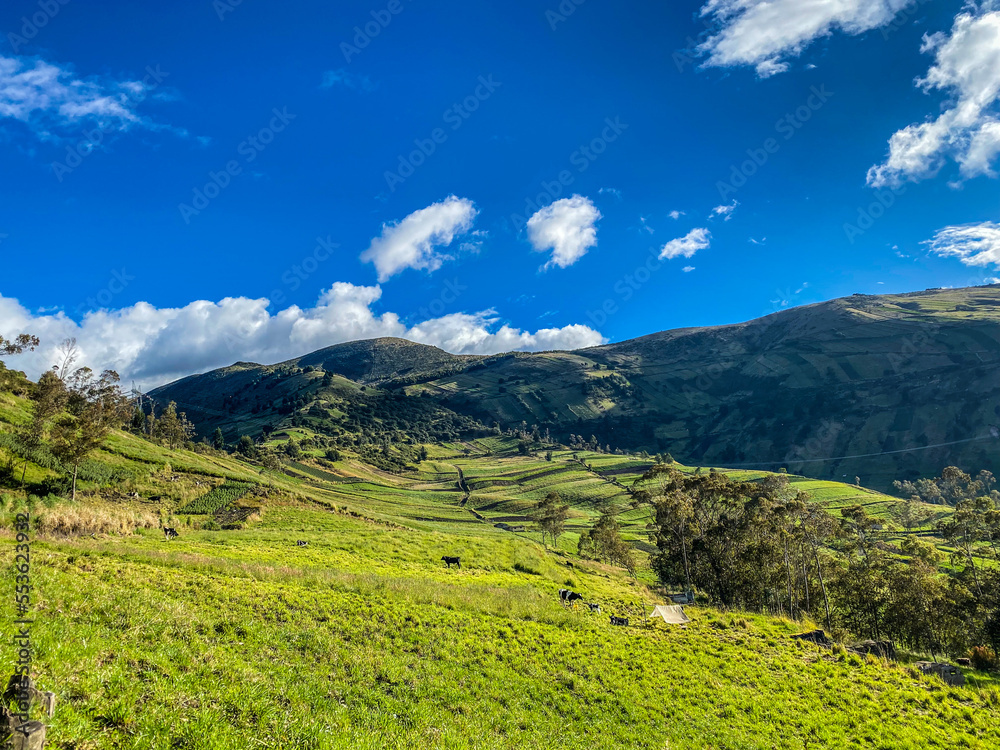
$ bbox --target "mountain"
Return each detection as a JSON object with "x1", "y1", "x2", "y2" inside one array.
[{"x1": 151, "y1": 286, "x2": 1000, "y2": 491}]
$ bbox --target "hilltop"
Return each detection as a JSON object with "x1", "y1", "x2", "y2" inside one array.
[{"x1": 151, "y1": 286, "x2": 1000, "y2": 491}]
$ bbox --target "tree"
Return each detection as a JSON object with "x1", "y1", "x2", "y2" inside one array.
[
  {"x1": 50, "y1": 368, "x2": 130, "y2": 500},
  {"x1": 534, "y1": 490, "x2": 570, "y2": 548},
  {"x1": 800, "y1": 504, "x2": 837, "y2": 630},
  {"x1": 0, "y1": 333, "x2": 40, "y2": 356},
  {"x1": 636, "y1": 466, "x2": 792, "y2": 610},
  {"x1": 154, "y1": 401, "x2": 195, "y2": 448},
  {"x1": 17, "y1": 371, "x2": 67, "y2": 484},
  {"x1": 895, "y1": 466, "x2": 999, "y2": 507},
  {"x1": 940, "y1": 496, "x2": 994, "y2": 596},
  {"x1": 900, "y1": 497, "x2": 933, "y2": 531},
  {"x1": 212, "y1": 428, "x2": 226, "y2": 451},
  {"x1": 0, "y1": 333, "x2": 40, "y2": 394},
  {"x1": 634, "y1": 466, "x2": 695, "y2": 593},
  {"x1": 237, "y1": 436, "x2": 257, "y2": 458},
  {"x1": 580, "y1": 503, "x2": 636, "y2": 575},
  {"x1": 418, "y1": 445, "x2": 429, "y2": 462},
  {"x1": 283, "y1": 438, "x2": 301, "y2": 459},
  {"x1": 259, "y1": 449, "x2": 283, "y2": 475}
]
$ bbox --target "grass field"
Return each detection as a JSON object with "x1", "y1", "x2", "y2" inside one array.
[
  {"x1": 11, "y1": 513, "x2": 1000, "y2": 749},
  {"x1": 1, "y1": 391, "x2": 996, "y2": 748}
]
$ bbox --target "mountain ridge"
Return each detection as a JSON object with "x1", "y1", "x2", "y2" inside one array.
[{"x1": 150, "y1": 285, "x2": 1000, "y2": 490}]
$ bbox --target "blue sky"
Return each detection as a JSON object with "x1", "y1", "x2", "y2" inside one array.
[{"x1": 1, "y1": 0, "x2": 1000, "y2": 387}]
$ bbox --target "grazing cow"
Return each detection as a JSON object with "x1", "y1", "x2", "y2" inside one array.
[
  {"x1": 587, "y1": 603, "x2": 601, "y2": 613},
  {"x1": 296, "y1": 540, "x2": 309, "y2": 547},
  {"x1": 442, "y1": 556, "x2": 461, "y2": 569},
  {"x1": 558, "y1": 589, "x2": 584, "y2": 605},
  {"x1": 610, "y1": 616, "x2": 629, "y2": 627},
  {"x1": 163, "y1": 527, "x2": 179, "y2": 540}
]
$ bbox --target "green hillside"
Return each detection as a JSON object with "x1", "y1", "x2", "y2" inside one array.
[
  {"x1": 151, "y1": 286, "x2": 1000, "y2": 492},
  {"x1": 3, "y1": 377, "x2": 1000, "y2": 748}
]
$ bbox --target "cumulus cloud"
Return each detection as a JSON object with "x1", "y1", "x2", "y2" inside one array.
[
  {"x1": 924, "y1": 221, "x2": 1000, "y2": 267},
  {"x1": 660, "y1": 228, "x2": 712, "y2": 260},
  {"x1": 698, "y1": 0, "x2": 913, "y2": 77},
  {"x1": 360, "y1": 196, "x2": 479, "y2": 281},
  {"x1": 669, "y1": 210, "x2": 685, "y2": 220},
  {"x1": 0, "y1": 54, "x2": 166, "y2": 139},
  {"x1": 868, "y1": 8, "x2": 1000, "y2": 186},
  {"x1": 527, "y1": 195, "x2": 602, "y2": 270},
  {"x1": 0, "y1": 286, "x2": 605, "y2": 390}
]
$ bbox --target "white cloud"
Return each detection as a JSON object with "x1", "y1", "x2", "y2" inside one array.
[
  {"x1": 660, "y1": 228, "x2": 711, "y2": 260},
  {"x1": 682, "y1": 266, "x2": 696, "y2": 273},
  {"x1": 0, "y1": 54, "x2": 164, "y2": 139},
  {"x1": 669, "y1": 210, "x2": 685, "y2": 220},
  {"x1": 868, "y1": 8, "x2": 1000, "y2": 186},
  {"x1": 0, "y1": 286, "x2": 606, "y2": 391},
  {"x1": 711, "y1": 200, "x2": 739, "y2": 221},
  {"x1": 360, "y1": 196, "x2": 478, "y2": 281},
  {"x1": 526, "y1": 195, "x2": 602, "y2": 270},
  {"x1": 320, "y1": 68, "x2": 377, "y2": 92},
  {"x1": 698, "y1": 0, "x2": 913, "y2": 77},
  {"x1": 924, "y1": 221, "x2": 1000, "y2": 267}
]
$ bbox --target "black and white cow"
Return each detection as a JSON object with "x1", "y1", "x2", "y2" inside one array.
[
  {"x1": 442, "y1": 556, "x2": 461, "y2": 569},
  {"x1": 586, "y1": 603, "x2": 601, "y2": 613},
  {"x1": 558, "y1": 589, "x2": 584, "y2": 605},
  {"x1": 609, "y1": 616, "x2": 629, "y2": 627},
  {"x1": 296, "y1": 540, "x2": 309, "y2": 547},
  {"x1": 163, "y1": 527, "x2": 179, "y2": 540}
]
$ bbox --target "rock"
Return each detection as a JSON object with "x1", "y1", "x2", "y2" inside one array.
[
  {"x1": 914, "y1": 661, "x2": 966, "y2": 687},
  {"x1": 851, "y1": 640, "x2": 897, "y2": 660},
  {"x1": 792, "y1": 629, "x2": 832, "y2": 647},
  {"x1": 10, "y1": 721, "x2": 46, "y2": 750}
]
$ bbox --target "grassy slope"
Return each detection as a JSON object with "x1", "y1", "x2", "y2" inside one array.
[
  {"x1": 18, "y1": 519, "x2": 1000, "y2": 750},
  {"x1": 1, "y1": 393, "x2": 995, "y2": 748}
]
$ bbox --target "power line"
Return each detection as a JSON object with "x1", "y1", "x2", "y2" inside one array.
[{"x1": 722, "y1": 434, "x2": 996, "y2": 468}]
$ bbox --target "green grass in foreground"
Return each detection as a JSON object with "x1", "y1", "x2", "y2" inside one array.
[{"x1": 5, "y1": 506, "x2": 1000, "y2": 750}]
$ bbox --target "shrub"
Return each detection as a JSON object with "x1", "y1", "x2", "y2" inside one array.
[
  {"x1": 34, "y1": 505, "x2": 158, "y2": 536},
  {"x1": 970, "y1": 646, "x2": 998, "y2": 672}
]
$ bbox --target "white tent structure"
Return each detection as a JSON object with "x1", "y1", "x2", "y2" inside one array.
[{"x1": 650, "y1": 605, "x2": 691, "y2": 624}]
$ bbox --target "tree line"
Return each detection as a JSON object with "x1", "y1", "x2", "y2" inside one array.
[{"x1": 635, "y1": 465, "x2": 1000, "y2": 665}]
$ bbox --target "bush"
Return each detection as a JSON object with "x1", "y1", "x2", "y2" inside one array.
[
  {"x1": 970, "y1": 646, "x2": 998, "y2": 672},
  {"x1": 202, "y1": 519, "x2": 222, "y2": 531}
]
